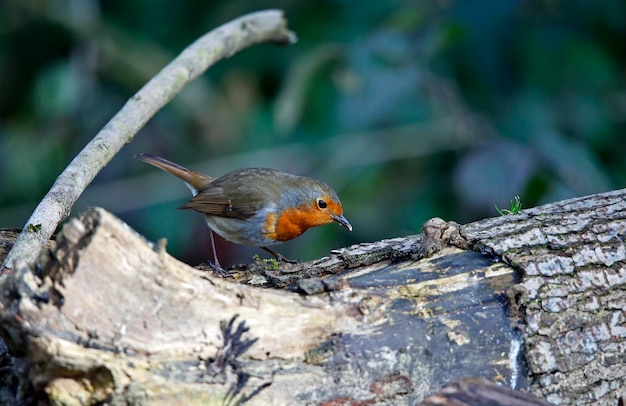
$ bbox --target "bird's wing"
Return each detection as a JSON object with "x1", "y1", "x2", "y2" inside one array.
[{"x1": 177, "y1": 186, "x2": 262, "y2": 219}]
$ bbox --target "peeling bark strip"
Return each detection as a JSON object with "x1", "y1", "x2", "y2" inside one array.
[
  {"x1": 419, "y1": 377, "x2": 550, "y2": 406},
  {"x1": 0, "y1": 209, "x2": 520, "y2": 404},
  {"x1": 462, "y1": 188, "x2": 626, "y2": 405}
]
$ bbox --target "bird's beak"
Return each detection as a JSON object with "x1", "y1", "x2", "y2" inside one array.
[{"x1": 331, "y1": 214, "x2": 352, "y2": 231}]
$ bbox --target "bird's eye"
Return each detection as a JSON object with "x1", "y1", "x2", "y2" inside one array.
[{"x1": 317, "y1": 198, "x2": 327, "y2": 209}]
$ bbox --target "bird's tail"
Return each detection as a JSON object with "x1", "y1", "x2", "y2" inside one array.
[{"x1": 134, "y1": 153, "x2": 213, "y2": 195}]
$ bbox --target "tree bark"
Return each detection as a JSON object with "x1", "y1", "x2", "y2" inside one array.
[
  {"x1": 463, "y1": 188, "x2": 626, "y2": 405},
  {"x1": 0, "y1": 188, "x2": 625, "y2": 405}
]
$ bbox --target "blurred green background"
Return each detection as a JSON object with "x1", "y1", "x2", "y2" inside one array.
[{"x1": 1, "y1": 0, "x2": 624, "y2": 266}]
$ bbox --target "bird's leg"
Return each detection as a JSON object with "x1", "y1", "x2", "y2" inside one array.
[
  {"x1": 206, "y1": 230, "x2": 232, "y2": 278},
  {"x1": 261, "y1": 247, "x2": 299, "y2": 264},
  {"x1": 209, "y1": 230, "x2": 222, "y2": 269}
]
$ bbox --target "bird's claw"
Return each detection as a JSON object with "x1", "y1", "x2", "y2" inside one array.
[
  {"x1": 200, "y1": 261, "x2": 234, "y2": 278},
  {"x1": 274, "y1": 253, "x2": 300, "y2": 264}
]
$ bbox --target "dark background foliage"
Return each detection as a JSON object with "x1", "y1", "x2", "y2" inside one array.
[{"x1": 1, "y1": 0, "x2": 624, "y2": 266}]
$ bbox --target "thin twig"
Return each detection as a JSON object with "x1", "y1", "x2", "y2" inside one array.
[{"x1": 1, "y1": 10, "x2": 296, "y2": 272}]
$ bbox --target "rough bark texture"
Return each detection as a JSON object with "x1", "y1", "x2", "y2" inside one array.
[
  {"x1": 0, "y1": 188, "x2": 625, "y2": 405},
  {"x1": 462, "y1": 188, "x2": 626, "y2": 405}
]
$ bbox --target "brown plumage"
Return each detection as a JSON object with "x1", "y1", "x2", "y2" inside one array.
[{"x1": 134, "y1": 154, "x2": 351, "y2": 274}]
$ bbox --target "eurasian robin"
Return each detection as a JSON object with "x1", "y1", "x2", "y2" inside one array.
[{"x1": 134, "y1": 153, "x2": 352, "y2": 275}]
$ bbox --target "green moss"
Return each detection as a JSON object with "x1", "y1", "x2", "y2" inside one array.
[
  {"x1": 253, "y1": 254, "x2": 280, "y2": 270},
  {"x1": 27, "y1": 223, "x2": 42, "y2": 233}
]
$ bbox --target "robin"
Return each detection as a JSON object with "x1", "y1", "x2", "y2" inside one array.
[{"x1": 134, "y1": 154, "x2": 352, "y2": 276}]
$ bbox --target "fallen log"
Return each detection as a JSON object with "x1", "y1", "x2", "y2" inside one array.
[{"x1": 0, "y1": 188, "x2": 625, "y2": 405}]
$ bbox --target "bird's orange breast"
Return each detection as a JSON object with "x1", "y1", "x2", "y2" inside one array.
[{"x1": 264, "y1": 203, "x2": 339, "y2": 242}]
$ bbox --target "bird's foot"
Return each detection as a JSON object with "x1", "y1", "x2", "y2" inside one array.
[
  {"x1": 273, "y1": 253, "x2": 300, "y2": 264},
  {"x1": 199, "y1": 261, "x2": 234, "y2": 278},
  {"x1": 261, "y1": 247, "x2": 300, "y2": 264}
]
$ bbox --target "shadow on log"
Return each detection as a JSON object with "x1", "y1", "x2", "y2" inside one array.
[{"x1": 1, "y1": 188, "x2": 625, "y2": 405}]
